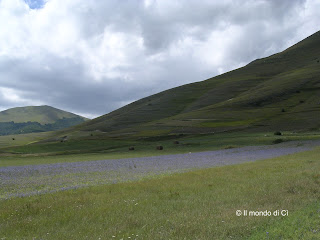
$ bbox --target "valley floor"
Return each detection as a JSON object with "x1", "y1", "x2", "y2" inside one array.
[
  {"x1": 1, "y1": 139, "x2": 319, "y2": 199},
  {"x1": 0, "y1": 141, "x2": 320, "y2": 239}
]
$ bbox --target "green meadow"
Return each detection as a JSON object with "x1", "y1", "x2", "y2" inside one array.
[
  {"x1": 0, "y1": 131, "x2": 55, "y2": 149},
  {"x1": 1, "y1": 147, "x2": 319, "y2": 239},
  {"x1": 1, "y1": 131, "x2": 319, "y2": 167}
]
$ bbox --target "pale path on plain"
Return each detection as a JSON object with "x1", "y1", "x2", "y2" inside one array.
[{"x1": 1, "y1": 140, "x2": 319, "y2": 199}]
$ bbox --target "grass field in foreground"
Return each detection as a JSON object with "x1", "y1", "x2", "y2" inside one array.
[
  {"x1": 0, "y1": 147, "x2": 319, "y2": 239},
  {"x1": 1, "y1": 131, "x2": 319, "y2": 167}
]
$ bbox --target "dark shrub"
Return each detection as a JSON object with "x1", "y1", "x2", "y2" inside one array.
[
  {"x1": 281, "y1": 108, "x2": 286, "y2": 112},
  {"x1": 60, "y1": 137, "x2": 68, "y2": 142},
  {"x1": 274, "y1": 131, "x2": 282, "y2": 136},
  {"x1": 296, "y1": 90, "x2": 301, "y2": 93},
  {"x1": 156, "y1": 146, "x2": 163, "y2": 150},
  {"x1": 299, "y1": 100, "x2": 304, "y2": 103},
  {"x1": 129, "y1": 146, "x2": 135, "y2": 151},
  {"x1": 224, "y1": 146, "x2": 235, "y2": 149},
  {"x1": 273, "y1": 139, "x2": 284, "y2": 144},
  {"x1": 60, "y1": 136, "x2": 68, "y2": 142},
  {"x1": 12, "y1": 138, "x2": 15, "y2": 140},
  {"x1": 173, "y1": 141, "x2": 179, "y2": 144}
]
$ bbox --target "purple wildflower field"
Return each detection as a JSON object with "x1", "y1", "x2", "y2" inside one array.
[{"x1": 1, "y1": 140, "x2": 319, "y2": 199}]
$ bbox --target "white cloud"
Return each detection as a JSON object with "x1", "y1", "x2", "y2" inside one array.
[
  {"x1": 0, "y1": 0, "x2": 319, "y2": 118},
  {"x1": 0, "y1": 87, "x2": 43, "y2": 105}
]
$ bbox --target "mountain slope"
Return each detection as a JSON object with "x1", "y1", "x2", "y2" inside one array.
[
  {"x1": 73, "y1": 30, "x2": 320, "y2": 136},
  {"x1": 0, "y1": 105, "x2": 89, "y2": 135},
  {"x1": 0, "y1": 105, "x2": 88, "y2": 124}
]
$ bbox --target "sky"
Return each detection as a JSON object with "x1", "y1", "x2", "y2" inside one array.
[{"x1": 0, "y1": 0, "x2": 319, "y2": 118}]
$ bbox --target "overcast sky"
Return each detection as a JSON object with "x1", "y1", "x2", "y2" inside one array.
[{"x1": 0, "y1": 0, "x2": 319, "y2": 118}]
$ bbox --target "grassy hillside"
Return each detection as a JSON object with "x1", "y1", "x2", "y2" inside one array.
[
  {"x1": 0, "y1": 105, "x2": 89, "y2": 136},
  {"x1": 0, "y1": 105, "x2": 88, "y2": 124},
  {"x1": 1, "y1": 32, "x2": 319, "y2": 152},
  {"x1": 0, "y1": 131, "x2": 55, "y2": 149},
  {"x1": 71, "y1": 31, "x2": 320, "y2": 137}
]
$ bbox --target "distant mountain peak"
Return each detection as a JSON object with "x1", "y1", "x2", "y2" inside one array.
[
  {"x1": 0, "y1": 105, "x2": 88, "y2": 124},
  {"x1": 0, "y1": 105, "x2": 89, "y2": 136}
]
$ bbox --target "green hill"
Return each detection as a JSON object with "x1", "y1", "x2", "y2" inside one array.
[
  {"x1": 0, "y1": 105, "x2": 89, "y2": 135},
  {"x1": 0, "y1": 105, "x2": 88, "y2": 124},
  {"x1": 71, "y1": 30, "x2": 320, "y2": 137}
]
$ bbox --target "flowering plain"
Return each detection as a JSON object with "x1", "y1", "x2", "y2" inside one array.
[
  {"x1": 1, "y1": 140, "x2": 319, "y2": 199},
  {"x1": 0, "y1": 138, "x2": 320, "y2": 239}
]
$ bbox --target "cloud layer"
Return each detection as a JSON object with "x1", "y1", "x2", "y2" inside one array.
[{"x1": 0, "y1": 0, "x2": 319, "y2": 118}]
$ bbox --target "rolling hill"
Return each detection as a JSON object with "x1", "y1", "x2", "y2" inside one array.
[
  {"x1": 68, "y1": 30, "x2": 320, "y2": 138},
  {"x1": 0, "y1": 105, "x2": 89, "y2": 135},
  {"x1": 0, "y1": 105, "x2": 88, "y2": 124}
]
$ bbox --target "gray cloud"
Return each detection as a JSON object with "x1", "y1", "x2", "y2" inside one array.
[{"x1": 0, "y1": 0, "x2": 319, "y2": 118}]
